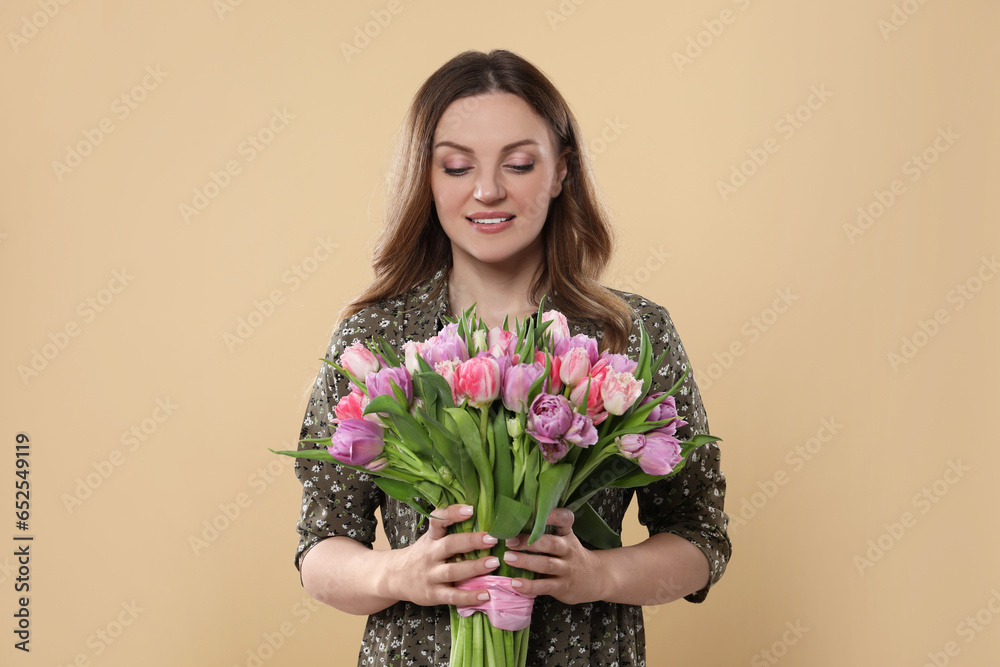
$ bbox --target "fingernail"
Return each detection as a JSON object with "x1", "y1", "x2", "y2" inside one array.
[
  {"x1": 511, "y1": 579, "x2": 523, "y2": 589},
  {"x1": 503, "y1": 551, "x2": 518, "y2": 563},
  {"x1": 459, "y1": 505, "x2": 474, "y2": 516},
  {"x1": 478, "y1": 592, "x2": 490, "y2": 601},
  {"x1": 485, "y1": 557, "x2": 500, "y2": 568},
  {"x1": 483, "y1": 534, "x2": 498, "y2": 545},
  {"x1": 505, "y1": 537, "x2": 520, "y2": 547}
]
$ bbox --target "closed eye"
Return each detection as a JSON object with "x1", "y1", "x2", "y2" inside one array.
[{"x1": 442, "y1": 164, "x2": 535, "y2": 176}]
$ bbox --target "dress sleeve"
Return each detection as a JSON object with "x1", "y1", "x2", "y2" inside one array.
[
  {"x1": 632, "y1": 302, "x2": 731, "y2": 603},
  {"x1": 292, "y1": 312, "x2": 384, "y2": 584}
]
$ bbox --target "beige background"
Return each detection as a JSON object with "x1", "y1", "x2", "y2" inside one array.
[{"x1": 2, "y1": 1, "x2": 998, "y2": 665}]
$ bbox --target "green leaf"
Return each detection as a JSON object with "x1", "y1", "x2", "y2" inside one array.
[
  {"x1": 489, "y1": 495, "x2": 532, "y2": 540},
  {"x1": 385, "y1": 411, "x2": 433, "y2": 459},
  {"x1": 685, "y1": 433, "x2": 723, "y2": 448},
  {"x1": 443, "y1": 408, "x2": 492, "y2": 481},
  {"x1": 525, "y1": 446, "x2": 541, "y2": 504},
  {"x1": 270, "y1": 448, "x2": 336, "y2": 463},
  {"x1": 319, "y1": 357, "x2": 365, "y2": 393},
  {"x1": 608, "y1": 468, "x2": 663, "y2": 489},
  {"x1": 572, "y1": 501, "x2": 622, "y2": 549},
  {"x1": 372, "y1": 335, "x2": 401, "y2": 367},
  {"x1": 615, "y1": 389, "x2": 672, "y2": 429},
  {"x1": 389, "y1": 377, "x2": 409, "y2": 408},
  {"x1": 526, "y1": 351, "x2": 550, "y2": 407},
  {"x1": 362, "y1": 394, "x2": 408, "y2": 419},
  {"x1": 516, "y1": 315, "x2": 535, "y2": 360},
  {"x1": 563, "y1": 454, "x2": 639, "y2": 508},
  {"x1": 414, "y1": 481, "x2": 444, "y2": 507},
  {"x1": 444, "y1": 407, "x2": 494, "y2": 522},
  {"x1": 575, "y1": 377, "x2": 592, "y2": 416},
  {"x1": 492, "y1": 410, "x2": 514, "y2": 499},
  {"x1": 528, "y1": 463, "x2": 572, "y2": 545},
  {"x1": 421, "y1": 414, "x2": 472, "y2": 485},
  {"x1": 373, "y1": 478, "x2": 435, "y2": 520},
  {"x1": 415, "y1": 370, "x2": 456, "y2": 409}
]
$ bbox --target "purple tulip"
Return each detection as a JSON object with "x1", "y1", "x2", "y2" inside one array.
[
  {"x1": 365, "y1": 366, "x2": 413, "y2": 405},
  {"x1": 502, "y1": 363, "x2": 544, "y2": 412},
  {"x1": 553, "y1": 333, "x2": 599, "y2": 364},
  {"x1": 640, "y1": 393, "x2": 687, "y2": 436},
  {"x1": 616, "y1": 430, "x2": 682, "y2": 475},
  {"x1": 600, "y1": 352, "x2": 638, "y2": 375},
  {"x1": 525, "y1": 393, "x2": 575, "y2": 444},
  {"x1": 538, "y1": 439, "x2": 570, "y2": 464},
  {"x1": 563, "y1": 412, "x2": 598, "y2": 448},
  {"x1": 421, "y1": 323, "x2": 471, "y2": 366},
  {"x1": 328, "y1": 418, "x2": 386, "y2": 468}
]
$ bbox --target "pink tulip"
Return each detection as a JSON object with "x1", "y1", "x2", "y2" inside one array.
[
  {"x1": 558, "y1": 346, "x2": 592, "y2": 388},
  {"x1": 488, "y1": 327, "x2": 519, "y2": 360},
  {"x1": 454, "y1": 357, "x2": 501, "y2": 408},
  {"x1": 434, "y1": 360, "x2": 461, "y2": 405},
  {"x1": 328, "y1": 418, "x2": 385, "y2": 468},
  {"x1": 569, "y1": 358, "x2": 612, "y2": 423},
  {"x1": 541, "y1": 310, "x2": 570, "y2": 348},
  {"x1": 534, "y1": 350, "x2": 563, "y2": 393},
  {"x1": 365, "y1": 456, "x2": 389, "y2": 472},
  {"x1": 600, "y1": 370, "x2": 643, "y2": 415},
  {"x1": 339, "y1": 343, "x2": 381, "y2": 381},
  {"x1": 333, "y1": 388, "x2": 365, "y2": 423},
  {"x1": 403, "y1": 340, "x2": 425, "y2": 375}
]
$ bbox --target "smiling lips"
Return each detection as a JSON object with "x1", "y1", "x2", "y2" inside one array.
[{"x1": 467, "y1": 211, "x2": 515, "y2": 225}]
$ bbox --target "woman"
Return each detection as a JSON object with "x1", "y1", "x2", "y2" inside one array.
[{"x1": 294, "y1": 49, "x2": 730, "y2": 666}]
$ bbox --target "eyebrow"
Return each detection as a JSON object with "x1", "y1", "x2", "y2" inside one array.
[{"x1": 432, "y1": 138, "x2": 540, "y2": 153}]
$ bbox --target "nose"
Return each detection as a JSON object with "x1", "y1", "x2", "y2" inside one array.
[{"x1": 473, "y1": 167, "x2": 505, "y2": 203}]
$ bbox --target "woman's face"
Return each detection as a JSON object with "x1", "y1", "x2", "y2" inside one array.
[{"x1": 430, "y1": 92, "x2": 568, "y2": 272}]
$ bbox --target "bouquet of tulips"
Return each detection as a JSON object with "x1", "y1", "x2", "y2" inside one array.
[{"x1": 275, "y1": 298, "x2": 719, "y2": 667}]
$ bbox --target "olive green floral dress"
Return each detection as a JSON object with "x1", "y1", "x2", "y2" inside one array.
[{"x1": 293, "y1": 266, "x2": 731, "y2": 666}]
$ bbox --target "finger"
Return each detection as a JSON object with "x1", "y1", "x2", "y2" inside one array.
[
  {"x1": 437, "y1": 531, "x2": 498, "y2": 560},
  {"x1": 442, "y1": 553, "x2": 501, "y2": 585},
  {"x1": 546, "y1": 507, "x2": 575, "y2": 536},
  {"x1": 437, "y1": 581, "x2": 493, "y2": 607},
  {"x1": 427, "y1": 504, "x2": 475, "y2": 539},
  {"x1": 504, "y1": 508, "x2": 574, "y2": 549},
  {"x1": 504, "y1": 575, "x2": 555, "y2": 599},
  {"x1": 507, "y1": 533, "x2": 565, "y2": 556},
  {"x1": 502, "y1": 548, "x2": 561, "y2": 576}
]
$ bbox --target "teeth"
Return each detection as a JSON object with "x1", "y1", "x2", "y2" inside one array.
[{"x1": 470, "y1": 216, "x2": 513, "y2": 224}]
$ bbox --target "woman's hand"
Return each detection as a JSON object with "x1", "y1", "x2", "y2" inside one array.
[
  {"x1": 380, "y1": 503, "x2": 502, "y2": 607},
  {"x1": 500, "y1": 508, "x2": 607, "y2": 605}
]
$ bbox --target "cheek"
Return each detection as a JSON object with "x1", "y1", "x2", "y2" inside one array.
[
  {"x1": 511, "y1": 174, "x2": 555, "y2": 218},
  {"x1": 430, "y1": 177, "x2": 463, "y2": 209}
]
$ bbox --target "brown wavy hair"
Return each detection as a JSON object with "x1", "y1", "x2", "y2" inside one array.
[{"x1": 341, "y1": 49, "x2": 635, "y2": 355}]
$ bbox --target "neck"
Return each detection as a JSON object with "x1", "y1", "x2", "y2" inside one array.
[{"x1": 447, "y1": 260, "x2": 547, "y2": 331}]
